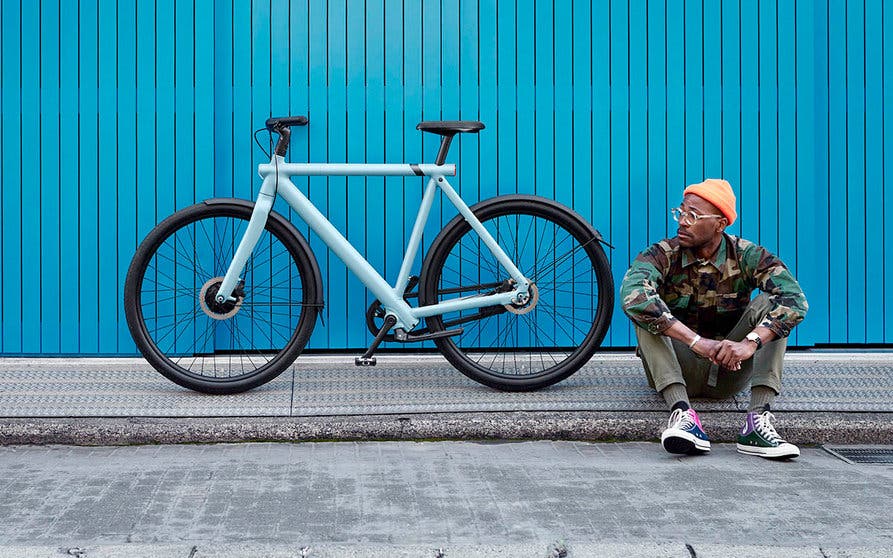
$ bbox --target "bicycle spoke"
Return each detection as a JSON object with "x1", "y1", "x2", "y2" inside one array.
[{"x1": 425, "y1": 204, "x2": 611, "y2": 384}]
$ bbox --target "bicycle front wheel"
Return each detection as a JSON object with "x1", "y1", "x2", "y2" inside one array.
[
  {"x1": 419, "y1": 195, "x2": 613, "y2": 391},
  {"x1": 124, "y1": 201, "x2": 321, "y2": 394}
]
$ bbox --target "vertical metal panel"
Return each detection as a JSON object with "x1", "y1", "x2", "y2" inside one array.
[
  {"x1": 828, "y1": 0, "x2": 849, "y2": 344},
  {"x1": 864, "y1": 0, "x2": 884, "y2": 343},
  {"x1": 573, "y1": 0, "x2": 592, "y2": 221},
  {"x1": 720, "y1": 0, "x2": 741, "y2": 239},
  {"x1": 795, "y1": 0, "x2": 827, "y2": 346},
  {"x1": 117, "y1": 0, "x2": 137, "y2": 352},
  {"x1": 628, "y1": 1, "x2": 647, "y2": 343},
  {"x1": 365, "y1": 0, "x2": 386, "y2": 347},
  {"x1": 647, "y1": 0, "x2": 667, "y2": 243},
  {"x1": 77, "y1": 0, "x2": 100, "y2": 353},
  {"x1": 758, "y1": 0, "x2": 779, "y2": 257},
  {"x1": 885, "y1": 0, "x2": 893, "y2": 343},
  {"x1": 0, "y1": 0, "x2": 890, "y2": 353},
  {"x1": 345, "y1": 0, "x2": 366, "y2": 348},
  {"x1": 846, "y1": 0, "x2": 867, "y2": 342},
  {"x1": 684, "y1": 0, "x2": 704, "y2": 186},
  {"x1": 609, "y1": 0, "x2": 629, "y2": 347},
  {"x1": 739, "y1": 1, "x2": 759, "y2": 244},
  {"x1": 702, "y1": 1, "x2": 722, "y2": 180},
  {"x1": 1, "y1": 0, "x2": 23, "y2": 353},
  {"x1": 664, "y1": 1, "x2": 685, "y2": 251},
  {"x1": 20, "y1": 0, "x2": 41, "y2": 353},
  {"x1": 326, "y1": 0, "x2": 347, "y2": 349},
  {"x1": 59, "y1": 0, "x2": 80, "y2": 353},
  {"x1": 777, "y1": 0, "x2": 797, "y2": 344},
  {"x1": 40, "y1": 0, "x2": 61, "y2": 353}
]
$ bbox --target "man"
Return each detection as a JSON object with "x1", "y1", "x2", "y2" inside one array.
[{"x1": 620, "y1": 179, "x2": 808, "y2": 459}]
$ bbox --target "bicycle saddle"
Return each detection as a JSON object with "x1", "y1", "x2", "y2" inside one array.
[{"x1": 416, "y1": 121, "x2": 485, "y2": 136}]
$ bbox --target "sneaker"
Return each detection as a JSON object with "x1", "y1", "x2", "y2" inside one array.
[
  {"x1": 661, "y1": 408, "x2": 711, "y2": 454},
  {"x1": 736, "y1": 408, "x2": 800, "y2": 459}
]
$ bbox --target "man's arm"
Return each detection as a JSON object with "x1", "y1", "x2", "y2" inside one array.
[
  {"x1": 663, "y1": 320, "x2": 723, "y2": 363},
  {"x1": 745, "y1": 243, "x2": 809, "y2": 338},
  {"x1": 713, "y1": 326, "x2": 775, "y2": 370},
  {"x1": 621, "y1": 244, "x2": 720, "y2": 363},
  {"x1": 619, "y1": 246, "x2": 678, "y2": 334},
  {"x1": 713, "y1": 242, "x2": 808, "y2": 370}
]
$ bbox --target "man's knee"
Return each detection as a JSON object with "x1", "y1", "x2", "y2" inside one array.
[{"x1": 745, "y1": 293, "x2": 774, "y2": 320}]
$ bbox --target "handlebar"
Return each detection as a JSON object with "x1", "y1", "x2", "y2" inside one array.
[{"x1": 265, "y1": 116, "x2": 309, "y2": 157}]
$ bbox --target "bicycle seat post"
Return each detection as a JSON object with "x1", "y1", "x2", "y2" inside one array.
[{"x1": 434, "y1": 135, "x2": 454, "y2": 166}]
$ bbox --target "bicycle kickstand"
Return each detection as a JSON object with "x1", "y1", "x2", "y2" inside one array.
[{"x1": 355, "y1": 314, "x2": 398, "y2": 367}]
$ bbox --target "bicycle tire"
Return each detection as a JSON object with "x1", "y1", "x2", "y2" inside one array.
[
  {"x1": 124, "y1": 200, "x2": 322, "y2": 394},
  {"x1": 419, "y1": 195, "x2": 613, "y2": 391}
]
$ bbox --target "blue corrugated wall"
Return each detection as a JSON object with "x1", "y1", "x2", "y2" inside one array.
[{"x1": 0, "y1": 0, "x2": 889, "y2": 354}]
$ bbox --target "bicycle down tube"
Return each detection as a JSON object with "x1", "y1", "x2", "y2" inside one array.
[{"x1": 215, "y1": 156, "x2": 532, "y2": 333}]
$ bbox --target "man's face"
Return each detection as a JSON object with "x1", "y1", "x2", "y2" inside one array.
[{"x1": 675, "y1": 194, "x2": 728, "y2": 249}]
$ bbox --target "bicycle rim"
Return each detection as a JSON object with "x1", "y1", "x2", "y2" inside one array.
[
  {"x1": 129, "y1": 206, "x2": 312, "y2": 388},
  {"x1": 422, "y1": 199, "x2": 611, "y2": 389}
]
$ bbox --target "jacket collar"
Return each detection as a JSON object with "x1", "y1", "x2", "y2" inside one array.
[{"x1": 680, "y1": 234, "x2": 729, "y2": 270}]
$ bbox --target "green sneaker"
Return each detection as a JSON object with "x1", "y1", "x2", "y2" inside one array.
[{"x1": 736, "y1": 407, "x2": 800, "y2": 459}]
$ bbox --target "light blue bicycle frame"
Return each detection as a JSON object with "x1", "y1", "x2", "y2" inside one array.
[{"x1": 215, "y1": 155, "x2": 532, "y2": 332}]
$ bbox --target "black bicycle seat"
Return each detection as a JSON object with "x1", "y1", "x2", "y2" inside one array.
[{"x1": 416, "y1": 121, "x2": 485, "y2": 136}]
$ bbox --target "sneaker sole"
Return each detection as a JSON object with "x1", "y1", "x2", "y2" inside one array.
[
  {"x1": 736, "y1": 443, "x2": 800, "y2": 460},
  {"x1": 662, "y1": 430, "x2": 711, "y2": 454}
]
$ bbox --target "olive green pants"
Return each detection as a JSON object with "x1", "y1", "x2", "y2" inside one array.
[{"x1": 635, "y1": 294, "x2": 785, "y2": 398}]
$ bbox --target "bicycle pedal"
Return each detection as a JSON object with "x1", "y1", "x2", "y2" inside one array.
[
  {"x1": 394, "y1": 328, "x2": 464, "y2": 343},
  {"x1": 355, "y1": 356, "x2": 377, "y2": 367}
]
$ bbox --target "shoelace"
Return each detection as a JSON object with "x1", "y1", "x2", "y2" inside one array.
[
  {"x1": 668, "y1": 408, "x2": 696, "y2": 431},
  {"x1": 754, "y1": 411, "x2": 784, "y2": 443}
]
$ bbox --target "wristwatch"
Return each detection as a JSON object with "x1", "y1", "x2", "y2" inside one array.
[{"x1": 745, "y1": 332, "x2": 763, "y2": 350}]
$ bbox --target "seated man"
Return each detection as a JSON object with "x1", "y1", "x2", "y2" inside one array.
[{"x1": 620, "y1": 179, "x2": 808, "y2": 459}]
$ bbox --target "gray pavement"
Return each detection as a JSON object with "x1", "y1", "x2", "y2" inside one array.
[
  {"x1": 2, "y1": 354, "x2": 892, "y2": 556},
  {"x1": 0, "y1": 441, "x2": 891, "y2": 557},
  {"x1": 1, "y1": 352, "x2": 892, "y2": 445}
]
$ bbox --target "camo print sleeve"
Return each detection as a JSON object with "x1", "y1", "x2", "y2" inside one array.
[
  {"x1": 620, "y1": 242, "x2": 679, "y2": 334},
  {"x1": 741, "y1": 242, "x2": 809, "y2": 338}
]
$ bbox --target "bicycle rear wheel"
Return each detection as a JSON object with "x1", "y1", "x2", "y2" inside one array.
[
  {"x1": 419, "y1": 195, "x2": 613, "y2": 391},
  {"x1": 124, "y1": 201, "x2": 321, "y2": 394}
]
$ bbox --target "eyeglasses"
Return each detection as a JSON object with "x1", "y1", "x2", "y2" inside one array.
[{"x1": 671, "y1": 207, "x2": 724, "y2": 227}]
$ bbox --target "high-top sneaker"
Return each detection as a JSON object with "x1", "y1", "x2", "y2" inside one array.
[
  {"x1": 737, "y1": 407, "x2": 800, "y2": 459},
  {"x1": 661, "y1": 407, "x2": 711, "y2": 454}
]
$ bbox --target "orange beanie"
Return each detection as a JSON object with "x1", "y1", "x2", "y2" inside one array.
[{"x1": 683, "y1": 179, "x2": 737, "y2": 226}]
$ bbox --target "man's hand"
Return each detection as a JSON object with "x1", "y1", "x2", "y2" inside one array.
[
  {"x1": 691, "y1": 338, "x2": 721, "y2": 361},
  {"x1": 713, "y1": 340, "x2": 756, "y2": 370}
]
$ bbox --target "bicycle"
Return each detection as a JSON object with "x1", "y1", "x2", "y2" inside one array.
[{"x1": 124, "y1": 117, "x2": 614, "y2": 394}]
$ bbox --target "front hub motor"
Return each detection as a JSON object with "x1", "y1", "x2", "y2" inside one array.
[{"x1": 200, "y1": 277, "x2": 244, "y2": 320}]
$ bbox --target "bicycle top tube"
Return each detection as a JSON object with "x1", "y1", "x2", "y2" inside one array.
[{"x1": 258, "y1": 161, "x2": 456, "y2": 178}]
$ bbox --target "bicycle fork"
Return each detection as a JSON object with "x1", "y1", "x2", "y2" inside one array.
[{"x1": 214, "y1": 175, "x2": 278, "y2": 305}]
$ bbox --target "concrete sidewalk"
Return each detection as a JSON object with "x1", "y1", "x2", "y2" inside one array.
[
  {"x1": 1, "y1": 352, "x2": 892, "y2": 445},
  {"x1": 0, "y1": 441, "x2": 891, "y2": 556}
]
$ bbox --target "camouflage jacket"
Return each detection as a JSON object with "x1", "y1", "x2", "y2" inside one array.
[{"x1": 620, "y1": 234, "x2": 808, "y2": 339}]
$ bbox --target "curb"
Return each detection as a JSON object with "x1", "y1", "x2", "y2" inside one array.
[{"x1": 2, "y1": 411, "x2": 891, "y2": 446}]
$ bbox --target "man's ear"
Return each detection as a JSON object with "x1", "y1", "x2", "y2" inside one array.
[{"x1": 716, "y1": 218, "x2": 728, "y2": 233}]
